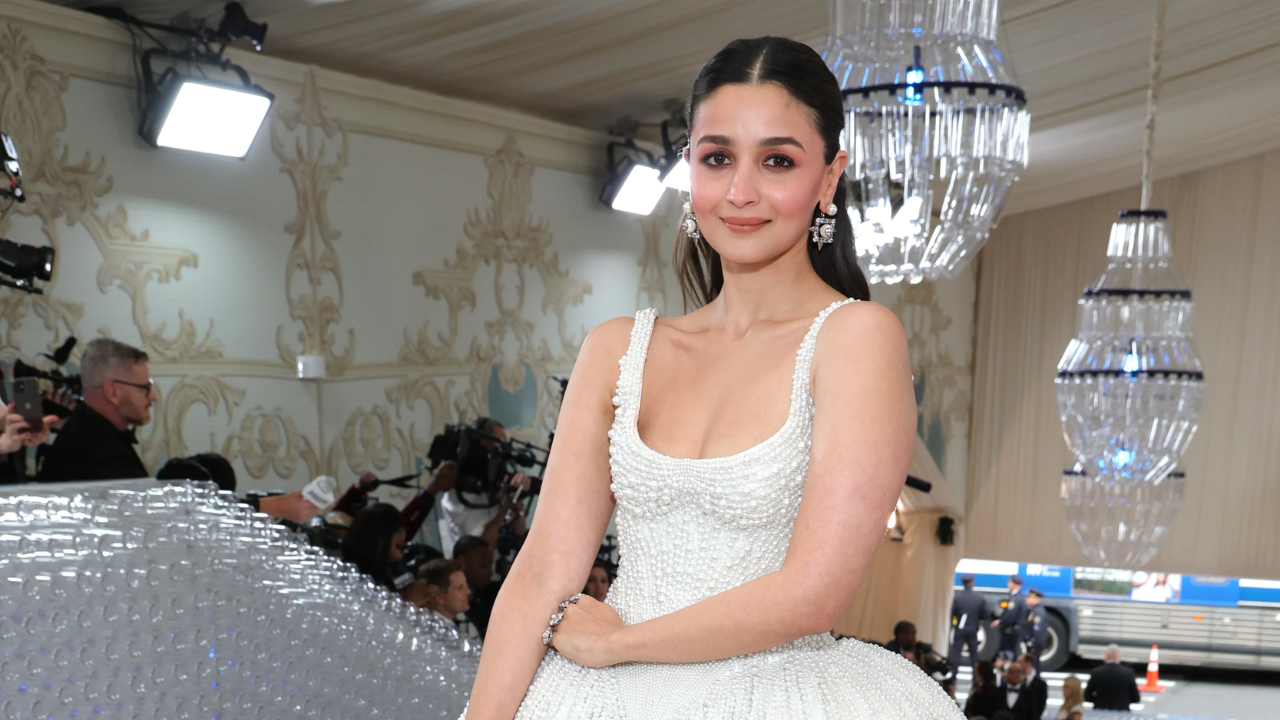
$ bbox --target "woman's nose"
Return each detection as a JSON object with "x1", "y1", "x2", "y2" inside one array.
[{"x1": 725, "y1": 166, "x2": 760, "y2": 207}]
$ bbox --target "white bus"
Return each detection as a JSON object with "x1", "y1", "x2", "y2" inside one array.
[{"x1": 953, "y1": 559, "x2": 1280, "y2": 671}]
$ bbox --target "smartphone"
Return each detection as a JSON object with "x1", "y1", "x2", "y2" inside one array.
[{"x1": 12, "y1": 378, "x2": 43, "y2": 422}]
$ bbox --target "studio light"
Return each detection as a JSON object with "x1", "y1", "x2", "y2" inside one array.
[
  {"x1": 141, "y1": 73, "x2": 273, "y2": 158},
  {"x1": 604, "y1": 158, "x2": 665, "y2": 215},
  {"x1": 657, "y1": 118, "x2": 691, "y2": 192},
  {"x1": 91, "y1": 3, "x2": 274, "y2": 159},
  {"x1": 601, "y1": 142, "x2": 665, "y2": 216}
]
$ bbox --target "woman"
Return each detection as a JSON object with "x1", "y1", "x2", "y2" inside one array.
[
  {"x1": 342, "y1": 504, "x2": 412, "y2": 588},
  {"x1": 1058, "y1": 676, "x2": 1085, "y2": 720},
  {"x1": 583, "y1": 559, "x2": 612, "y2": 603},
  {"x1": 463, "y1": 37, "x2": 959, "y2": 719},
  {"x1": 964, "y1": 661, "x2": 1002, "y2": 718}
]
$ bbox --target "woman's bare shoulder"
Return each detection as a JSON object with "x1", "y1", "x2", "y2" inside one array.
[
  {"x1": 811, "y1": 300, "x2": 910, "y2": 383},
  {"x1": 821, "y1": 300, "x2": 906, "y2": 351},
  {"x1": 573, "y1": 315, "x2": 640, "y2": 379}
]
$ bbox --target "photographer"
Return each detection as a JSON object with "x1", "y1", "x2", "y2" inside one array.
[
  {"x1": 38, "y1": 338, "x2": 154, "y2": 482},
  {"x1": 436, "y1": 417, "x2": 532, "y2": 557}
]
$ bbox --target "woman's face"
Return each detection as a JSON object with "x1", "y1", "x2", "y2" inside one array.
[
  {"x1": 388, "y1": 529, "x2": 406, "y2": 567},
  {"x1": 585, "y1": 566, "x2": 610, "y2": 602},
  {"x1": 687, "y1": 82, "x2": 847, "y2": 269}
]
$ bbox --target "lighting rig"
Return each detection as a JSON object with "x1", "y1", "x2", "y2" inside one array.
[
  {"x1": 90, "y1": 3, "x2": 273, "y2": 158},
  {"x1": 600, "y1": 104, "x2": 689, "y2": 216}
]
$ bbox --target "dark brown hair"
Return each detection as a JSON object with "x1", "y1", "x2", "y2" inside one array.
[
  {"x1": 675, "y1": 36, "x2": 869, "y2": 309},
  {"x1": 418, "y1": 558, "x2": 464, "y2": 591},
  {"x1": 342, "y1": 503, "x2": 405, "y2": 588}
]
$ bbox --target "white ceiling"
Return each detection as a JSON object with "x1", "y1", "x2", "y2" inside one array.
[{"x1": 49, "y1": 0, "x2": 1280, "y2": 213}]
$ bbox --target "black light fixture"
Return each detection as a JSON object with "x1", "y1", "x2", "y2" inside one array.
[
  {"x1": 656, "y1": 117, "x2": 689, "y2": 193},
  {"x1": 0, "y1": 130, "x2": 53, "y2": 294},
  {"x1": 0, "y1": 132, "x2": 25, "y2": 203},
  {"x1": 600, "y1": 140, "x2": 665, "y2": 216},
  {"x1": 91, "y1": 3, "x2": 274, "y2": 158}
]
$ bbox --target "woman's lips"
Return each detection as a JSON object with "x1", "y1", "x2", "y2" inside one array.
[{"x1": 721, "y1": 217, "x2": 770, "y2": 233}]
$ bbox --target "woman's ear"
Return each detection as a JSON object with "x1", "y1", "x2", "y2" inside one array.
[{"x1": 822, "y1": 150, "x2": 850, "y2": 207}]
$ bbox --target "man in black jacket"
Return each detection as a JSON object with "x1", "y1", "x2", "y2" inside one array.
[
  {"x1": 950, "y1": 573, "x2": 991, "y2": 671},
  {"x1": 38, "y1": 338, "x2": 153, "y2": 482},
  {"x1": 1086, "y1": 644, "x2": 1143, "y2": 710},
  {"x1": 1025, "y1": 588, "x2": 1050, "y2": 671},
  {"x1": 995, "y1": 574, "x2": 1026, "y2": 666}
]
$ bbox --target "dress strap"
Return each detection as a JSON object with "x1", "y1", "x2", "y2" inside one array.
[
  {"x1": 792, "y1": 298, "x2": 860, "y2": 399},
  {"x1": 613, "y1": 308, "x2": 659, "y2": 419}
]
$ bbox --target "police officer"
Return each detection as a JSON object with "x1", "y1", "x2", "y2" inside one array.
[
  {"x1": 994, "y1": 573, "x2": 1026, "y2": 666},
  {"x1": 950, "y1": 573, "x2": 990, "y2": 672},
  {"x1": 1025, "y1": 588, "x2": 1049, "y2": 672}
]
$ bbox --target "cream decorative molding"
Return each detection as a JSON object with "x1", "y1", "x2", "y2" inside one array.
[
  {"x1": 385, "y1": 374, "x2": 456, "y2": 464},
  {"x1": 0, "y1": 23, "x2": 221, "y2": 363},
  {"x1": 342, "y1": 405, "x2": 414, "y2": 476},
  {"x1": 888, "y1": 279, "x2": 972, "y2": 472},
  {"x1": 0, "y1": 0, "x2": 607, "y2": 177},
  {"x1": 222, "y1": 408, "x2": 326, "y2": 482},
  {"x1": 397, "y1": 135, "x2": 591, "y2": 440},
  {"x1": 273, "y1": 67, "x2": 355, "y2": 376},
  {"x1": 636, "y1": 194, "x2": 678, "y2": 313},
  {"x1": 137, "y1": 375, "x2": 246, "y2": 473}
]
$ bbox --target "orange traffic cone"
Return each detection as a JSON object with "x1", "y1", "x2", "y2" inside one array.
[{"x1": 1138, "y1": 644, "x2": 1165, "y2": 693}]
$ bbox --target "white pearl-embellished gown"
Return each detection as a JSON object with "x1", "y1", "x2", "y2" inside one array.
[{"x1": 514, "y1": 299, "x2": 962, "y2": 719}]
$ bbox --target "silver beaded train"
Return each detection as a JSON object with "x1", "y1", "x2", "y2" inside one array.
[{"x1": 509, "y1": 299, "x2": 963, "y2": 719}]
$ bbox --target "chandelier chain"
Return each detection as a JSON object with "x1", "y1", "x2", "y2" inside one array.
[{"x1": 1141, "y1": 0, "x2": 1168, "y2": 210}]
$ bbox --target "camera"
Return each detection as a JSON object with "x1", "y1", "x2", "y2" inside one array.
[{"x1": 426, "y1": 418, "x2": 547, "y2": 508}]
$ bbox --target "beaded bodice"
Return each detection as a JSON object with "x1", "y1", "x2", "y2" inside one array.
[{"x1": 604, "y1": 299, "x2": 856, "y2": 626}]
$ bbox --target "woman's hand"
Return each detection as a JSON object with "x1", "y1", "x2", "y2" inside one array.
[
  {"x1": 549, "y1": 595, "x2": 626, "y2": 668},
  {"x1": 0, "y1": 404, "x2": 56, "y2": 455}
]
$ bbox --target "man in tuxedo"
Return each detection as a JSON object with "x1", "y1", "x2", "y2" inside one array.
[
  {"x1": 1086, "y1": 644, "x2": 1142, "y2": 710},
  {"x1": 1016, "y1": 653, "x2": 1048, "y2": 720},
  {"x1": 995, "y1": 661, "x2": 1041, "y2": 720},
  {"x1": 994, "y1": 574, "x2": 1026, "y2": 666}
]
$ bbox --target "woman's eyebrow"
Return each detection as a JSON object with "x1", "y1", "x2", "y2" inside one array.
[
  {"x1": 693, "y1": 135, "x2": 805, "y2": 151},
  {"x1": 759, "y1": 136, "x2": 804, "y2": 150},
  {"x1": 696, "y1": 134, "x2": 732, "y2": 147}
]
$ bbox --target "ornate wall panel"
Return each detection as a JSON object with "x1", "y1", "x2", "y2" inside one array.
[
  {"x1": 0, "y1": 14, "x2": 643, "y2": 493},
  {"x1": 273, "y1": 67, "x2": 354, "y2": 376}
]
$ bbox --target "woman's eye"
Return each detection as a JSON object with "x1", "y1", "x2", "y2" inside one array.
[
  {"x1": 763, "y1": 154, "x2": 794, "y2": 168},
  {"x1": 700, "y1": 151, "x2": 730, "y2": 167}
]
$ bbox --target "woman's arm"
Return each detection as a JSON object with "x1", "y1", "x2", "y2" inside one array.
[
  {"x1": 462, "y1": 318, "x2": 632, "y2": 720},
  {"x1": 552, "y1": 302, "x2": 915, "y2": 666}
]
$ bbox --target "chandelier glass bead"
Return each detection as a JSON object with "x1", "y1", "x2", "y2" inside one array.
[
  {"x1": 1056, "y1": 210, "x2": 1205, "y2": 485},
  {"x1": 825, "y1": 0, "x2": 1030, "y2": 284},
  {"x1": 1061, "y1": 464, "x2": 1185, "y2": 568}
]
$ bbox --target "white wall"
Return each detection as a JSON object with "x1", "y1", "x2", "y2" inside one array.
[{"x1": 0, "y1": 5, "x2": 678, "y2": 509}]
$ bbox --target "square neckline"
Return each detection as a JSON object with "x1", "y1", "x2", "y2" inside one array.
[{"x1": 627, "y1": 299, "x2": 850, "y2": 464}]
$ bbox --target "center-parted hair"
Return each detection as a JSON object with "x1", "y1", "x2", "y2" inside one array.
[{"x1": 676, "y1": 36, "x2": 870, "y2": 310}]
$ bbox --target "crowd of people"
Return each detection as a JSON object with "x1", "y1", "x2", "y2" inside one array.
[
  {"x1": 0, "y1": 334, "x2": 608, "y2": 639},
  {"x1": 868, "y1": 572, "x2": 1142, "y2": 719}
]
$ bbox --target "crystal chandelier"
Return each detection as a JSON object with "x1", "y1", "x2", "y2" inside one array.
[
  {"x1": 825, "y1": 0, "x2": 1030, "y2": 284},
  {"x1": 1061, "y1": 464, "x2": 1185, "y2": 568},
  {"x1": 1055, "y1": 0, "x2": 1200, "y2": 567},
  {"x1": 1056, "y1": 210, "x2": 1205, "y2": 484}
]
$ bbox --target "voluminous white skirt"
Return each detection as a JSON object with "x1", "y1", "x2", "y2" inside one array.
[{"x1": 513, "y1": 635, "x2": 964, "y2": 720}]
